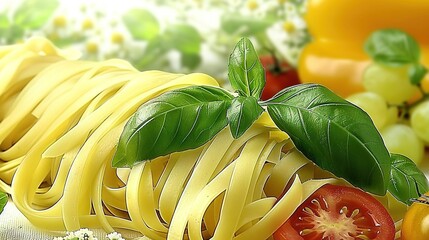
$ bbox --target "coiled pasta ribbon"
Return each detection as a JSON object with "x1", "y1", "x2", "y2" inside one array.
[{"x1": 0, "y1": 38, "x2": 407, "y2": 239}]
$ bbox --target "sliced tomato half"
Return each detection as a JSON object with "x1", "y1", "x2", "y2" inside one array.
[{"x1": 273, "y1": 184, "x2": 395, "y2": 240}]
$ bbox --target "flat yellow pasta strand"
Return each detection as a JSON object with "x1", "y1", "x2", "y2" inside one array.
[{"x1": 0, "y1": 37, "x2": 407, "y2": 240}]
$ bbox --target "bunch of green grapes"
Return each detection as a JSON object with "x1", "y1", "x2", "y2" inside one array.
[{"x1": 346, "y1": 63, "x2": 429, "y2": 166}]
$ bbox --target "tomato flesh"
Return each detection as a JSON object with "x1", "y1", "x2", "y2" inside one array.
[{"x1": 274, "y1": 184, "x2": 395, "y2": 240}]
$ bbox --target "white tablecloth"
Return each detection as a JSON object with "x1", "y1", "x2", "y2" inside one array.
[
  {"x1": 0, "y1": 201, "x2": 141, "y2": 240},
  {"x1": 0, "y1": 200, "x2": 62, "y2": 240}
]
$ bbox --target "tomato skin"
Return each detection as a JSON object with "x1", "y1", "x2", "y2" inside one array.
[
  {"x1": 273, "y1": 184, "x2": 395, "y2": 240},
  {"x1": 260, "y1": 56, "x2": 300, "y2": 100},
  {"x1": 401, "y1": 193, "x2": 429, "y2": 240}
]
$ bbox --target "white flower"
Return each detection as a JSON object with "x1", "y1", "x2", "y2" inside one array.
[
  {"x1": 73, "y1": 228, "x2": 97, "y2": 240},
  {"x1": 106, "y1": 232, "x2": 125, "y2": 240},
  {"x1": 54, "y1": 228, "x2": 97, "y2": 240},
  {"x1": 53, "y1": 229, "x2": 132, "y2": 240}
]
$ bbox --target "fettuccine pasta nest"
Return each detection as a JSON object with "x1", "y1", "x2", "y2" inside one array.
[{"x1": 0, "y1": 38, "x2": 407, "y2": 239}]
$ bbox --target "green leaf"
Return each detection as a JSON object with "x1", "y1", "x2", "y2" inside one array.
[
  {"x1": 228, "y1": 37, "x2": 265, "y2": 98},
  {"x1": 364, "y1": 29, "x2": 421, "y2": 66},
  {"x1": 13, "y1": 0, "x2": 58, "y2": 29},
  {"x1": 165, "y1": 24, "x2": 202, "y2": 54},
  {"x1": 388, "y1": 153, "x2": 429, "y2": 205},
  {"x1": 0, "y1": 14, "x2": 9, "y2": 29},
  {"x1": 112, "y1": 86, "x2": 234, "y2": 167},
  {"x1": 123, "y1": 9, "x2": 160, "y2": 41},
  {"x1": 134, "y1": 36, "x2": 168, "y2": 70},
  {"x1": 0, "y1": 191, "x2": 7, "y2": 214},
  {"x1": 227, "y1": 96, "x2": 264, "y2": 139},
  {"x1": 181, "y1": 53, "x2": 201, "y2": 70},
  {"x1": 265, "y1": 84, "x2": 391, "y2": 195},
  {"x1": 3, "y1": 25, "x2": 24, "y2": 44},
  {"x1": 52, "y1": 34, "x2": 85, "y2": 47},
  {"x1": 220, "y1": 14, "x2": 275, "y2": 36},
  {"x1": 408, "y1": 64, "x2": 428, "y2": 85}
]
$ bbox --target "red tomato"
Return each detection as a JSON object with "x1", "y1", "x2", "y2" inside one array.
[
  {"x1": 273, "y1": 184, "x2": 395, "y2": 240},
  {"x1": 260, "y1": 55, "x2": 301, "y2": 100}
]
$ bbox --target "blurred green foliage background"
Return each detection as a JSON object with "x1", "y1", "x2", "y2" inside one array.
[{"x1": 0, "y1": 0, "x2": 308, "y2": 83}]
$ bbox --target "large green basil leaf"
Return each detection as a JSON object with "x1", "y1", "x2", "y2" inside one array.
[
  {"x1": 228, "y1": 38, "x2": 265, "y2": 98},
  {"x1": 227, "y1": 96, "x2": 263, "y2": 139},
  {"x1": 112, "y1": 86, "x2": 233, "y2": 167},
  {"x1": 0, "y1": 191, "x2": 6, "y2": 214},
  {"x1": 388, "y1": 153, "x2": 429, "y2": 205},
  {"x1": 364, "y1": 29, "x2": 420, "y2": 66},
  {"x1": 265, "y1": 84, "x2": 391, "y2": 195}
]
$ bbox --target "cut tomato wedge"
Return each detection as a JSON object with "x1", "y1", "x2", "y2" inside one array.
[{"x1": 273, "y1": 184, "x2": 395, "y2": 240}]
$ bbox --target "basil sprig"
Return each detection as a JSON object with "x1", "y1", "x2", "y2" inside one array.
[
  {"x1": 365, "y1": 29, "x2": 428, "y2": 86},
  {"x1": 112, "y1": 37, "x2": 428, "y2": 200}
]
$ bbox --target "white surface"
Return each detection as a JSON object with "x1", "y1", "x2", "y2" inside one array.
[
  {"x1": 0, "y1": 201, "x2": 112, "y2": 240},
  {"x1": 0, "y1": 200, "x2": 59, "y2": 240}
]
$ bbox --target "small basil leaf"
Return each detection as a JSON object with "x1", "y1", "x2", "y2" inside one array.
[
  {"x1": 0, "y1": 191, "x2": 7, "y2": 214},
  {"x1": 408, "y1": 64, "x2": 428, "y2": 86},
  {"x1": 227, "y1": 96, "x2": 264, "y2": 139},
  {"x1": 388, "y1": 153, "x2": 429, "y2": 205},
  {"x1": 122, "y1": 9, "x2": 160, "y2": 41},
  {"x1": 112, "y1": 85, "x2": 233, "y2": 167},
  {"x1": 228, "y1": 37, "x2": 265, "y2": 98},
  {"x1": 265, "y1": 84, "x2": 391, "y2": 195},
  {"x1": 364, "y1": 29, "x2": 420, "y2": 66}
]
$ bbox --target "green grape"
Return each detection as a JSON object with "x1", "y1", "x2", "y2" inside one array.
[
  {"x1": 410, "y1": 100, "x2": 429, "y2": 143},
  {"x1": 381, "y1": 124, "x2": 425, "y2": 165},
  {"x1": 346, "y1": 92, "x2": 388, "y2": 130},
  {"x1": 384, "y1": 106, "x2": 399, "y2": 128},
  {"x1": 363, "y1": 63, "x2": 418, "y2": 105}
]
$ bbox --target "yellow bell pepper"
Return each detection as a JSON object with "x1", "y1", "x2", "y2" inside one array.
[{"x1": 298, "y1": 0, "x2": 429, "y2": 98}]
